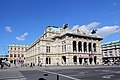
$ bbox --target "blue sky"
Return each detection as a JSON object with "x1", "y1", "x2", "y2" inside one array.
[{"x1": 0, "y1": 0, "x2": 120, "y2": 55}]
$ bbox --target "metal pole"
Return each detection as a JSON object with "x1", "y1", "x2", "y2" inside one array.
[{"x1": 57, "y1": 74, "x2": 59, "y2": 80}]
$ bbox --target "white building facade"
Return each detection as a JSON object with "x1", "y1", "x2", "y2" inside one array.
[
  {"x1": 8, "y1": 44, "x2": 29, "y2": 65},
  {"x1": 102, "y1": 40, "x2": 120, "y2": 64},
  {"x1": 25, "y1": 25, "x2": 103, "y2": 66}
]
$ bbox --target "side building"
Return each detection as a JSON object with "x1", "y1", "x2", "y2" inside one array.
[
  {"x1": 25, "y1": 25, "x2": 103, "y2": 66},
  {"x1": 102, "y1": 40, "x2": 120, "y2": 64},
  {"x1": 8, "y1": 44, "x2": 29, "y2": 65}
]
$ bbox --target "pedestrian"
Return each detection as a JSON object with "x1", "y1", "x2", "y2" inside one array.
[
  {"x1": 57, "y1": 62, "x2": 59, "y2": 66},
  {"x1": 30, "y1": 62, "x2": 33, "y2": 67},
  {"x1": 1, "y1": 63, "x2": 4, "y2": 69},
  {"x1": 85, "y1": 60, "x2": 88, "y2": 67}
]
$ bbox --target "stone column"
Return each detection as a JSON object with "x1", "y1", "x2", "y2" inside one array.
[
  {"x1": 82, "y1": 42, "x2": 84, "y2": 53},
  {"x1": 82, "y1": 58, "x2": 84, "y2": 65},
  {"x1": 87, "y1": 42, "x2": 89, "y2": 53}
]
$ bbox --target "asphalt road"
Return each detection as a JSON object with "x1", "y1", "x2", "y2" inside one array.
[
  {"x1": 1, "y1": 66, "x2": 120, "y2": 80},
  {"x1": 19, "y1": 66, "x2": 120, "y2": 80},
  {"x1": 46, "y1": 67, "x2": 120, "y2": 80}
]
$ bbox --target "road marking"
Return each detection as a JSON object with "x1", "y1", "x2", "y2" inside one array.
[
  {"x1": 115, "y1": 71, "x2": 120, "y2": 74},
  {"x1": 102, "y1": 75, "x2": 114, "y2": 79},
  {"x1": 0, "y1": 77, "x2": 27, "y2": 80},
  {"x1": 41, "y1": 70, "x2": 81, "y2": 80},
  {"x1": 95, "y1": 70, "x2": 110, "y2": 72}
]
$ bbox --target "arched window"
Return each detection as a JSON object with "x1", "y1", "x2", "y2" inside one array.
[
  {"x1": 88, "y1": 43, "x2": 92, "y2": 52},
  {"x1": 73, "y1": 41, "x2": 76, "y2": 51},
  {"x1": 93, "y1": 43, "x2": 96, "y2": 52},
  {"x1": 73, "y1": 56, "x2": 77, "y2": 64},
  {"x1": 62, "y1": 56, "x2": 66, "y2": 64},
  {"x1": 78, "y1": 41, "x2": 82, "y2": 52},
  {"x1": 83, "y1": 42, "x2": 87, "y2": 52}
]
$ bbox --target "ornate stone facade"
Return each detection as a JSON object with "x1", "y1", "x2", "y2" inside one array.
[{"x1": 25, "y1": 25, "x2": 103, "y2": 66}]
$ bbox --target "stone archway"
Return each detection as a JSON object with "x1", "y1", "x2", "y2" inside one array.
[
  {"x1": 73, "y1": 56, "x2": 77, "y2": 64},
  {"x1": 62, "y1": 56, "x2": 66, "y2": 64},
  {"x1": 46, "y1": 57, "x2": 51, "y2": 64},
  {"x1": 79, "y1": 58, "x2": 82, "y2": 64},
  {"x1": 94, "y1": 56, "x2": 97, "y2": 64}
]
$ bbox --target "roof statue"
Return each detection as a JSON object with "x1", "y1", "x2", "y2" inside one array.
[
  {"x1": 91, "y1": 29, "x2": 97, "y2": 34},
  {"x1": 63, "y1": 24, "x2": 68, "y2": 29}
]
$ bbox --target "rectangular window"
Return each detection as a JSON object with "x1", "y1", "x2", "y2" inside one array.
[
  {"x1": 14, "y1": 54, "x2": 16, "y2": 57},
  {"x1": 18, "y1": 54, "x2": 20, "y2": 57},
  {"x1": 62, "y1": 46, "x2": 63, "y2": 52},
  {"x1": 64, "y1": 45, "x2": 66, "y2": 52},
  {"x1": 49, "y1": 46, "x2": 50, "y2": 52},
  {"x1": 109, "y1": 50, "x2": 112, "y2": 53},
  {"x1": 10, "y1": 54, "x2": 13, "y2": 57},
  {"x1": 15, "y1": 47, "x2": 16, "y2": 50},
  {"x1": 46, "y1": 46, "x2": 50, "y2": 53},
  {"x1": 22, "y1": 54, "x2": 24, "y2": 57}
]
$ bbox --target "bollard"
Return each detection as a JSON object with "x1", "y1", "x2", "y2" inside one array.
[{"x1": 57, "y1": 74, "x2": 59, "y2": 80}]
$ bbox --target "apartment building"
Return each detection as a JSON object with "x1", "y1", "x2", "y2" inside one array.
[
  {"x1": 102, "y1": 40, "x2": 120, "y2": 64},
  {"x1": 8, "y1": 44, "x2": 29, "y2": 64}
]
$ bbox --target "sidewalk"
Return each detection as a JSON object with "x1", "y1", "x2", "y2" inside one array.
[
  {"x1": 0, "y1": 69, "x2": 26, "y2": 80},
  {"x1": 6, "y1": 64, "x2": 120, "y2": 71}
]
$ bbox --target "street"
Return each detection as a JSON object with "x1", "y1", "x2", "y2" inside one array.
[{"x1": 1, "y1": 66, "x2": 120, "y2": 80}]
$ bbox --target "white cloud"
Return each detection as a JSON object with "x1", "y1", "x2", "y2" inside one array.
[
  {"x1": 96, "y1": 26, "x2": 120, "y2": 37},
  {"x1": 5, "y1": 26, "x2": 12, "y2": 32},
  {"x1": 16, "y1": 32, "x2": 28, "y2": 41},
  {"x1": 21, "y1": 33, "x2": 28, "y2": 37},
  {"x1": 70, "y1": 22, "x2": 100, "y2": 35},
  {"x1": 72, "y1": 25, "x2": 79, "y2": 30},
  {"x1": 86, "y1": 22, "x2": 100, "y2": 29},
  {"x1": 69, "y1": 22, "x2": 120, "y2": 38}
]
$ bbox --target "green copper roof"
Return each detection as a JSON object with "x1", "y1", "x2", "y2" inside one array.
[
  {"x1": 47, "y1": 26, "x2": 61, "y2": 33},
  {"x1": 102, "y1": 40, "x2": 120, "y2": 46}
]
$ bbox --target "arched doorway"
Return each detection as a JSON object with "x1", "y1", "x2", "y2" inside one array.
[
  {"x1": 46, "y1": 57, "x2": 51, "y2": 64},
  {"x1": 79, "y1": 58, "x2": 83, "y2": 64},
  {"x1": 46, "y1": 57, "x2": 48, "y2": 64},
  {"x1": 73, "y1": 56, "x2": 77, "y2": 64},
  {"x1": 62, "y1": 56, "x2": 66, "y2": 64},
  {"x1": 73, "y1": 41, "x2": 77, "y2": 51},
  {"x1": 94, "y1": 56, "x2": 97, "y2": 64},
  {"x1": 89, "y1": 58, "x2": 93, "y2": 64}
]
